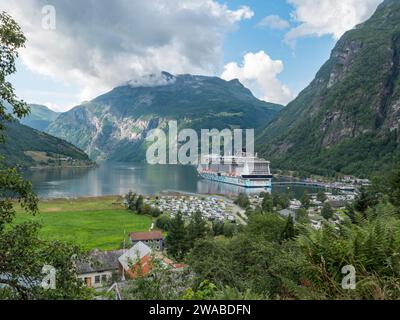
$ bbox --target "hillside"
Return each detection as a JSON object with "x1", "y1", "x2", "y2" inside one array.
[
  {"x1": 257, "y1": 0, "x2": 400, "y2": 177},
  {"x1": 0, "y1": 120, "x2": 93, "y2": 168},
  {"x1": 21, "y1": 104, "x2": 60, "y2": 131},
  {"x1": 47, "y1": 72, "x2": 282, "y2": 161},
  {"x1": 4, "y1": 103, "x2": 60, "y2": 131}
]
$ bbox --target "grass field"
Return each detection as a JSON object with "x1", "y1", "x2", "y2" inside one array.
[{"x1": 14, "y1": 196, "x2": 153, "y2": 251}]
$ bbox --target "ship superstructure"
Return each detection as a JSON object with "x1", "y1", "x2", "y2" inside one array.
[{"x1": 197, "y1": 152, "x2": 272, "y2": 188}]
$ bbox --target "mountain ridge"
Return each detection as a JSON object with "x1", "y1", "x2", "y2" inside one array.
[
  {"x1": 21, "y1": 104, "x2": 60, "y2": 131},
  {"x1": 47, "y1": 72, "x2": 283, "y2": 161},
  {"x1": 257, "y1": 0, "x2": 400, "y2": 177}
]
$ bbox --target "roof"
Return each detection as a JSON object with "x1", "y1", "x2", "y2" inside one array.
[
  {"x1": 129, "y1": 230, "x2": 163, "y2": 241},
  {"x1": 279, "y1": 209, "x2": 295, "y2": 217},
  {"x1": 118, "y1": 242, "x2": 152, "y2": 271},
  {"x1": 76, "y1": 249, "x2": 125, "y2": 274},
  {"x1": 328, "y1": 200, "x2": 347, "y2": 208}
]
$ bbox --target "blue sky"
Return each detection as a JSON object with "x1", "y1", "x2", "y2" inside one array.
[
  {"x1": 222, "y1": 0, "x2": 336, "y2": 95},
  {"x1": 4, "y1": 0, "x2": 383, "y2": 111}
]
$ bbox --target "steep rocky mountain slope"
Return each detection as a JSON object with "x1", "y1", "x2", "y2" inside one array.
[
  {"x1": 47, "y1": 72, "x2": 282, "y2": 161},
  {"x1": 257, "y1": 0, "x2": 400, "y2": 177}
]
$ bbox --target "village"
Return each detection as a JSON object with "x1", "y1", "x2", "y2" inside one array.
[
  {"x1": 74, "y1": 187, "x2": 360, "y2": 297},
  {"x1": 248, "y1": 189, "x2": 357, "y2": 230}
]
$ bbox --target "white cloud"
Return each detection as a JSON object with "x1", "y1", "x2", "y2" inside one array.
[
  {"x1": 285, "y1": 0, "x2": 383, "y2": 43},
  {"x1": 43, "y1": 102, "x2": 64, "y2": 113},
  {"x1": 221, "y1": 51, "x2": 293, "y2": 105},
  {"x1": 1, "y1": 0, "x2": 253, "y2": 103},
  {"x1": 230, "y1": 6, "x2": 255, "y2": 21},
  {"x1": 257, "y1": 15, "x2": 290, "y2": 30},
  {"x1": 14, "y1": 87, "x2": 80, "y2": 111}
]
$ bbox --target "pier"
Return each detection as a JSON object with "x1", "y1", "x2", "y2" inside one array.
[{"x1": 272, "y1": 181, "x2": 356, "y2": 192}]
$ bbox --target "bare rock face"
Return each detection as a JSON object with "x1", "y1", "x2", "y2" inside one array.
[
  {"x1": 328, "y1": 40, "x2": 363, "y2": 88},
  {"x1": 257, "y1": 0, "x2": 400, "y2": 177},
  {"x1": 388, "y1": 97, "x2": 400, "y2": 132}
]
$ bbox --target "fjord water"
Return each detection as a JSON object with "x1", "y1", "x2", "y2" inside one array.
[{"x1": 23, "y1": 162, "x2": 320, "y2": 199}]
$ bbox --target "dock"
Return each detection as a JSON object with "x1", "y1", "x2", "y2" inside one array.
[{"x1": 272, "y1": 181, "x2": 356, "y2": 192}]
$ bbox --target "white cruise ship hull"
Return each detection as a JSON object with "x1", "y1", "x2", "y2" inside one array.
[{"x1": 199, "y1": 172, "x2": 272, "y2": 188}]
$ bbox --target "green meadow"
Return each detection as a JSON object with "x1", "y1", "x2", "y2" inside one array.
[{"x1": 14, "y1": 196, "x2": 153, "y2": 251}]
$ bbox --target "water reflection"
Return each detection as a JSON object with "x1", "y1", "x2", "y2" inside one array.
[
  {"x1": 197, "y1": 179, "x2": 270, "y2": 196},
  {"x1": 23, "y1": 162, "x2": 322, "y2": 199}
]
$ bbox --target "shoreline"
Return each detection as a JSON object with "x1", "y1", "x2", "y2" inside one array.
[
  {"x1": 28, "y1": 163, "x2": 97, "y2": 170},
  {"x1": 36, "y1": 191, "x2": 236, "y2": 202}
]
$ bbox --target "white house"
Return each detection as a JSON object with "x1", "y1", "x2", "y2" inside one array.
[{"x1": 76, "y1": 249, "x2": 125, "y2": 288}]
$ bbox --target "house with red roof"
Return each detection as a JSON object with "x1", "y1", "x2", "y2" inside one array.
[
  {"x1": 118, "y1": 241, "x2": 185, "y2": 279},
  {"x1": 129, "y1": 230, "x2": 164, "y2": 251}
]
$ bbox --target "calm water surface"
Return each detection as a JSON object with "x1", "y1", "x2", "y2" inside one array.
[{"x1": 23, "y1": 162, "x2": 326, "y2": 199}]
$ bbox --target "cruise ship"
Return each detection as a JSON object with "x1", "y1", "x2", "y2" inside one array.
[{"x1": 197, "y1": 152, "x2": 272, "y2": 188}]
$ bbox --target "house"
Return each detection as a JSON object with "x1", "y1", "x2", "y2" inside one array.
[
  {"x1": 311, "y1": 220, "x2": 322, "y2": 230},
  {"x1": 279, "y1": 208, "x2": 296, "y2": 219},
  {"x1": 118, "y1": 242, "x2": 153, "y2": 279},
  {"x1": 76, "y1": 249, "x2": 125, "y2": 288},
  {"x1": 129, "y1": 230, "x2": 164, "y2": 251},
  {"x1": 289, "y1": 199, "x2": 301, "y2": 210},
  {"x1": 328, "y1": 200, "x2": 347, "y2": 209},
  {"x1": 118, "y1": 241, "x2": 185, "y2": 279}
]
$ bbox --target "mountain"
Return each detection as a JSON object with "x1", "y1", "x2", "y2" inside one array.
[
  {"x1": 257, "y1": 0, "x2": 400, "y2": 178},
  {"x1": 0, "y1": 120, "x2": 93, "y2": 168},
  {"x1": 4, "y1": 103, "x2": 60, "y2": 131},
  {"x1": 20, "y1": 104, "x2": 60, "y2": 131},
  {"x1": 47, "y1": 72, "x2": 282, "y2": 161}
]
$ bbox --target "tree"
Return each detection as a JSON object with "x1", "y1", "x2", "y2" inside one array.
[
  {"x1": 234, "y1": 193, "x2": 250, "y2": 209},
  {"x1": 262, "y1": 193, "x2": 274, "y2": 213},
  {"x1": 149, "y1": 207, "x2": 162, "y2": 218},
  {"x1": 300, "y1": 191, "x2": 311, "y2": 209},
  {"x1": 183, "y1": 280, "x2": 217, "y2": 300},
  {"x1": 0, "y1": 12, "x2": 90, "y2": 299},
  {"x1": 125, "y1": 191, "x2": 137, "y2": 211},
  {"x1": 272, "y1": 193, "x2": 290, "y2": 210},
  {"x1": 245, "y1": 213, "x2": 286, "y2": 243},
  {"x1": 135, "y1": 195, "x2": 144, "y2": 213},
  {"x1": 142, "y1": 204, "x2": 151, "y2": 215},
  {"x1": 389, "y1": 168, "x2": 400, "y2": 209},
  {"x1": 222, "y1": 222, "x2": 236, "y2": 238},
  {"x1": 186, "y1": 211, "x2": 208, "y2": 248},
  {"x1": 316, "y1": 190, "x2": 327, "y2": 203},
  {"x1": 0, "y1": 13, "x2": 30, "y2": 138},
  {"x1": 296, "y1": 208, "x2": 309, "y2": 224},
  {"x1": 354, "y1": 186, "x2": 379, "y2": 214},
  {"x1": 155, "y1": 214, "x2": 172, "y2": 231},
  {"x1": 211, "y1": 221, "x2": 224, "y2": 236},
  {"x1": 281, "y1": 215, "x2": 295, "y2": 241},
  {"x1": 165, "y1": 212, "x2": 188, "y2": 261},
  {"x1": 321, "y1": 203, "x2": 334, "y2": 220}
]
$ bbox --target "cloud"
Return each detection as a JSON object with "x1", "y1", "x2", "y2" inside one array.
[
  {"x1": 1, "y1": 0, "x2": 253, "y2": 103},
  {"x1": 257, "y1": 15, "x2": 290, "y2": 30},
  {"x1": 126, "y1": 72, "x2": 177, "y2": 88},
  {"x1": 285, "y1": 0, "x2": 383, "y2": 43},
  {"x1": 221, "y1": 51, "x2": 293, "y2": 105},
  {"x1": 14, "y1": 87, "x2": 80, "y2": 112},
  {"x1": 43, "y1": 102, "x2": 64, "y2": 113}
]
